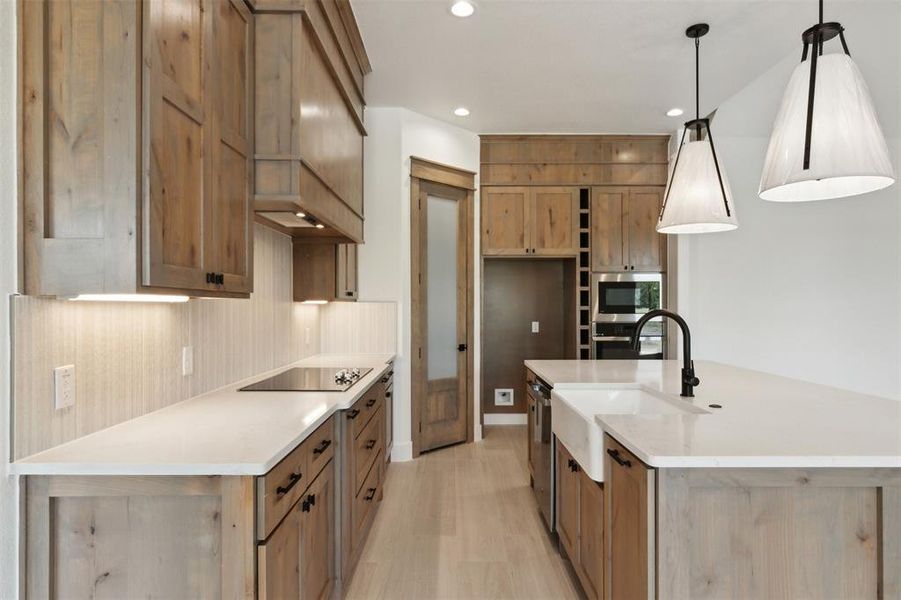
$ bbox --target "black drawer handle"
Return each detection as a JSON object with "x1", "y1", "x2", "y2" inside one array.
[
  {"x1": 364, "y1": 487, "x2": 376, "y2": 501},
  {"x1": 366, "y1": 398, "x2": 377, "y2": 408},
  {"x1": 307, "y1": 493, "x2": 316, "y2": 507},
  {"x1": 347, "y1": 409, "x2": 360, "y2": 420},
  {"x1": 276, "y1": 472, "x2": 302, "y2": 496},
  {"x1": 365, "y1": 439, "x2": 376, "y2": 450},
  {"x1": 380, "y1": 371, "x2": 394, "y2": 383},
  {"x1": 312, "y1": 439, "x2": 331, "y2": 455},
  {"x1": 385, "y1": 391, "x2": 392, "y2": 398},
  {"x1": 301, "y1": 498, "x2": 311, "y2": 513},
  {"x1": 607, "y1": 448, "x2": 632, "y2": 468}
]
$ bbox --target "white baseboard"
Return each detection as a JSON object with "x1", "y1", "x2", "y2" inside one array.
[
  {"x1": 391, "y1": 440, "x2": 413, "y2": 462},
  {"x1": 483, "y1": 413, "x2": 527, "y2": 426}
]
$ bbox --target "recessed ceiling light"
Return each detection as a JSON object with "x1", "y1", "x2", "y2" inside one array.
[
  {"x1": 295, "y1": 211, "x2": 306, "y2": 218},
  {"x1": 454, "y1": 107, "x2": 470, "y2": 117},
  {"x1": 450, "y1": 1, "x2": 474, "y2": 17},
  {"x1": 666, "y1": 108, "x2": 684, "y2": 117}
]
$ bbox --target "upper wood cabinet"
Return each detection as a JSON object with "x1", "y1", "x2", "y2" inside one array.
[
  {"x1": 591, "y1": 187, "x2": 666, "y2": 272},
  {"x1": 293, "y1": 242, "x2": 358, "y2": 303},
  {"x1": 21, "y1": 0, "x2": 254, "y2": 298},
  {"x1": 336, "y1": 244, "x2": 359, "y2": 301},
  {"x1": 481, "y1": 186, "x2": 579, "y2": 257},
  {"x1": 531, "y1": 187, "x2": 580, "y2": 256},
  {"x1": 253, "y1": 2, "x2": 370, "y2": 243}
]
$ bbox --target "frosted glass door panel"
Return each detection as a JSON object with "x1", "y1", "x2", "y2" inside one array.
[{"x1": 427, "y1": 194, "x2": 458, "y2": 381}]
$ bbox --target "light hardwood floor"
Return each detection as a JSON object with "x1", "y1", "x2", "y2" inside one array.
[{"x1": 345, "y1": 426, "x2": 581, "y2": 600}]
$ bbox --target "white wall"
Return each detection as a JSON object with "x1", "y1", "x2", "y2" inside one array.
[
  {"x1": 360, "y1": 108, "x2": 480, "y2": 460},
  {"x1": 678, "y1": 5, "x2": 901, "y2": 399},
  {"x1": 0, "y1": 0, "x2": 18, "y2": 595}
]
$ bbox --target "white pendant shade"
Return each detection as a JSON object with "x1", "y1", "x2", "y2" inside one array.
[
  {"x1": 658, "y1": 139, "x2": 738, "y2": 234},
  {"x1": 760, "y1": 53, "x2": 895, "y2": 202}
]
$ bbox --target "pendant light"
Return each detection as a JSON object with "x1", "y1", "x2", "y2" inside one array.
[
  {"x1": 759, "y1": 0, "x2": 895, "y2": 202},
  {"x1": 658, "y1": 24, "x2": 738, "y2": 235}
]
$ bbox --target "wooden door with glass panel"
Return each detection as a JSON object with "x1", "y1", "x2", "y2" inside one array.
[{"x1": 417, "y1": 182, "x2": 469, "y2": 452}]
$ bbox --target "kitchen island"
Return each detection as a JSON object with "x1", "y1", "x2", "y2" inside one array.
[{"x1": 526, "y1": 359, "x2": 901, "y2": 600}]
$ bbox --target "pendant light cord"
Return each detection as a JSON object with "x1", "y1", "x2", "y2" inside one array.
[{"x1": 694, "y1": 36, "x2": 701, "y2": 137}]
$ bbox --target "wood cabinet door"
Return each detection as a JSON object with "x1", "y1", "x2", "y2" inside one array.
[
  {"x1": 531, "y1": 187, "x2": 579, "y2": 256},
  {"x1": 294, "y1": 243, "x2": 337, "y2": 302},
  {"x1": 625, "y1": 188, "x2": 665, "y2": 272},
  {"x1": 336, "y1": 244, "x2": 358, "y2": 301},
  {"x1": 258, "y1": 501, "x2": 301, "y2": 600},
  {"x1": 302, "y1": 466, "x2": 335, "y2": 600},
  {"x1": 604, "y1": 436, "x2": 654, "y2": 600},
  {"x1": 209, "y1": 0, "x2": 253, "y2": 293},
  {"x1": 556, "y1": 443, "x2": 580, "y2": 563},
  {"x1": 590, "y1": 188, "x2": 627, "y2": 272},
  {"x1": 144, "y1": 0, "x2": 215, "y2": 291},
  {"x1": 481, "y1": 187, "x2": 530, "y2": 255},
  {"x1": 578, "y1": 470, "x2": 604, "y2": 600}
]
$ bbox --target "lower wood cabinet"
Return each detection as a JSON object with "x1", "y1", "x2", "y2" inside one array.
[
  {"x1": 258, "y1": 463, "x2": 335, "y2": 600},
  {"x1": 340, "y1": 387, "x2": 387, "y2": 586},
  {"x1": 604, "y1": 435, "x2": 654, "y2": 600},
  {"x1": 556, "y1": 442, "x2": 605, "y2": 600},
  {"x1": 23, "y1": 373, "x2": 395, "y2": 600}
]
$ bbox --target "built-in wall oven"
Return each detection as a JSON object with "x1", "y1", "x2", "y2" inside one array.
[{"x1": 591, "y1": 273, "x2": 665, "y2": 359}]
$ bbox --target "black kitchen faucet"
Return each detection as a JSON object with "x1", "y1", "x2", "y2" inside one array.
[{"x1": 631, "y1": 309, "x2": 700, "y2": 397}]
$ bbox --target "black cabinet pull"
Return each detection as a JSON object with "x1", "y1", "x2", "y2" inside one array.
[
  {"x1": 301, "y1": 499, "x2": 311, "y2": 513},
  {"x1": 385, "y1": 391, "x2": 392, "y2": 398},
  {"x1": 347, "y1": 409, "x2": 360, "y2": 419},
  {"x1": 566, "y1": 458, "x2": 574, "y2": 469},
  {"x1": 457, "y1": 343, "x2": 467, "y2": 352},
  {"x1": 276, "y1": 472, "x2": 302, "y2": 495},
  {"x1": 364, "y1": 487, "x2": 376, "y2": 501},
  {"x1": 365, "y1": 439, "x2": 376, "y2": 450},
  {"x1": 366, "y1": 398, "x2": 377, "y2": 408},
  {"x1": 607, "y1": 448, "x2": 632, "y2": 468},
  {"x1": 312, "y1": 439, "x2": 331, "y2": 455},
  {"x1": 308, "y1": 493, "x2": 316, "y2": 507},
  {"x1": 206, "y1": 272, "x2": 215, "y2": 284}
]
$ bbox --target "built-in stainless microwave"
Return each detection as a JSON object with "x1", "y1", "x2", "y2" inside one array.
[
  {"x1": 591, "y1": 273, "x2": 664, "y2": 323},
  {"x1": 591, "y1": 273, "x2": 665, "y2": 360}
]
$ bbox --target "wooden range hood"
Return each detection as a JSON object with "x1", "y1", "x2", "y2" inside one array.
[{"x1": 251, "y1": 0, "x2": 370, "y2": 244}]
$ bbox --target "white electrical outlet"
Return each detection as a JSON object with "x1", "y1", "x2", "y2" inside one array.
[
  {"x1": 494, "y1": 388, "x2": 514, "y2": 406},
  {"x1": 531, "y1": 321, "x2": 540, "y2": 333},
  {"x1": 182, "y1": 346, "x2": 194, "y2": 376},
  {"x1": 53, "y1": 365, "x2": 75, "y2": 410}
]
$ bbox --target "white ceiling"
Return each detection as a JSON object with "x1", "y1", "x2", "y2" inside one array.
[{"x1": 351, "y1": 0, "x2": 896, "y2": 135}]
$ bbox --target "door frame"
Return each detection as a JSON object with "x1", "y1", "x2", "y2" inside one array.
[{"x1": 410, "y1": 157, "x2": 476, "y2": 458}]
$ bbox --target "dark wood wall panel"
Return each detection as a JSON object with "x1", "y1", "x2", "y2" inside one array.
[{"x1": 482, "y1": 259, "x2": 572, "y2": 415}]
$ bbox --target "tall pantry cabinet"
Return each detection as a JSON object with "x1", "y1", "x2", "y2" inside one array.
[{"x1": 21, "y1": 0, "x2": 254, "y2": 298}]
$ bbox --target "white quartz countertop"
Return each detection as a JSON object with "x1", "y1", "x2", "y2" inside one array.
[
  {"x1": 12, "y1": 353, "x2": 395, "y2": 476},
  {"x1": 527, "y1": 359, "x2": 901, "y2": 469}
]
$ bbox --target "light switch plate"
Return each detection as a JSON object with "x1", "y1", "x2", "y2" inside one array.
[
  {"x1": 531, "y1": 321, "x2": 540, "y2": 333},
  {"x1": 494, "y1": 388, "x2": 514, "y2": 406},
  {"x1": 53, "y1": 365, "x2": 75, "y2": 410},
  {"x1": 182, "y1": 346, "x2": 194, "y2": 376}
]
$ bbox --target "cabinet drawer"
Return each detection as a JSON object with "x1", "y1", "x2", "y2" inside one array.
[
  {"x1": 258, "y1": 416, "x2": 333, "y2": 540},
  {"x1": 353, "y1": 407, "x2": 383, "y2": 495},
  {"x1": 303, "y1": 415, "x2": 335, "y2": 481},
  {"x1": 352, "y1": 451, "x2": 382, "y2": 550},
  {"x1": 348, "y1": 382, "x2": 383, "y2": 439}
]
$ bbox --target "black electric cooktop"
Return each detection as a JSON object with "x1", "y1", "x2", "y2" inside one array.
[{"x1": 239, "y1": 367, "x2": 372, "y2": 392}]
